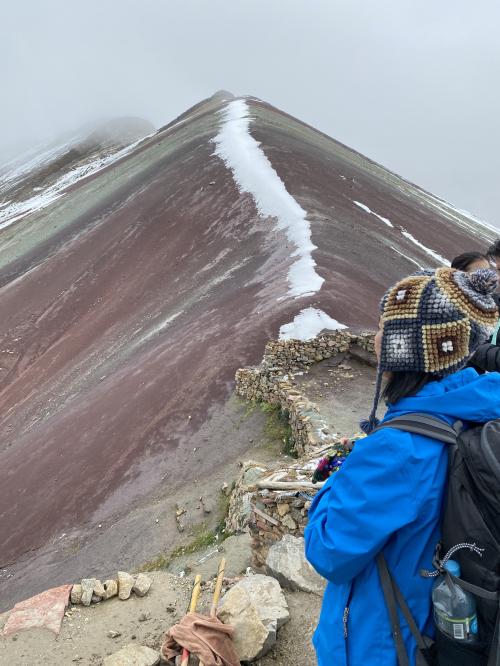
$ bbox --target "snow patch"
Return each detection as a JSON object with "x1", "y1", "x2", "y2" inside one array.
[
  {"x1": 212, "y1": 99, "x2": 323, "y2": 298},
  {"x1": 136, "y1": 310, "x2": 184, "y2": 345},
  {"x1": 389, "y1": 245, "x2": 425, "y2": 269},
  {"x1": 401, "y1": 230, "x2": 450, "y2": 266},
  {"x1": 353, "y1": 200, "x2": 394, "y2": 227},
  {"x1": 0, "y1": 132, "x2": 155, "y2": 230},
  {"x1": 279, "y1": 307, "x2": 347, "y2": 341}
]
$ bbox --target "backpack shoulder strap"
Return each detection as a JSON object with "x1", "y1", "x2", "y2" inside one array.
[
  {"x1": 373, "y1": 413, "x2": 460, "y2": 445},
  {"x1": 377, "y1": 553, "x2": 411, "y2": 666},
  {"x1": 377, "y1": 553, "x2": 433, "y2": 666}
]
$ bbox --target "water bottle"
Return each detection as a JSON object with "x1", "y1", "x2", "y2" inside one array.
[{"x1": 432, "y1": 559, "x2": 478, "y2": 642}]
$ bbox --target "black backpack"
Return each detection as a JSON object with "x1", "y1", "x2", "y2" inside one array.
[{"x1": 373, "y1": 413, "x2": 500, "y2": 666}]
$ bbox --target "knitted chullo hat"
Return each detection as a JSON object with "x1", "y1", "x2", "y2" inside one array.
[{"x1": 361, "y1": 267, "x2": 499, "y2": 434}]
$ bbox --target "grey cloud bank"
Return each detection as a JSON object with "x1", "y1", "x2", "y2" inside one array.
[{"x1": 2, "y1": 0, "x2": 500, "y2": 226}]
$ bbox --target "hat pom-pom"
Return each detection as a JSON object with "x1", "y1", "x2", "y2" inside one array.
[
  {"x1": 468, "y1": 268, "x2": 498, "y2": 295},
  {"x1": 360, "y1": 416, "x2": 380, "y2": 435}
]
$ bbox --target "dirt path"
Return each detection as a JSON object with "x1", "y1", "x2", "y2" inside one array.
[
  {"x1": 0, "y1": 570, "x2": 321, "y2": 665},
  {"x1": 294, "y1": 353, "x2": 377, "y2": 437}
]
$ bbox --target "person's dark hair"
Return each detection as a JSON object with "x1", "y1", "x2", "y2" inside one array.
[
  {"x1": 451, "y1": 251, "x2": 488, "y2": 272},
  {"x1": 487, "y1": 239, "x2": 500, "y2": 259},
  {"x1": 382, "y1": 371, "x2": 435, "y2": 405}
]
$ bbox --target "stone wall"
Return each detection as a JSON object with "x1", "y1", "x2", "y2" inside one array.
[
  {"x1": 235, "y1": 330, "x2": 376, "y2": 457},
  {"x1": 250, "y1": 490, "x2": 311, "y2": 568},
  {"x1": 226, "y1": 460, "x2": 325, "y2": 569}
]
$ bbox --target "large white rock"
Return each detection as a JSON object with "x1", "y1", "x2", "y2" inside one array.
[
  {"x1": 70, "y1": 584, "x2": 82, "y2": 605},
  {"x1": 133, "y1": 573, "x2": 152, "y2": 597},
  {"x1": 235, "y1": 574, "x2": 290, "y2": 629},
  {"x1": 218, "y1": 574, "x2": 289, "y2": 662},
  {"x1": 102, "y1": 579, "x2": 118, "y2": 600},
  {"x1": 80, "y1": 578, "x2": 97, "y2": 607},
  {"x1": 266, "y1": 534, "x2": 326, "y2": 596},
  {"x1": 117, "y1": 571, "x2": 135, "y2": 600},
  {"x1": 93, "y1": 579, "x2": 106, "y2": 598},
  {"x1": 103, "y1": 644, "x2": 160, "y2": 666}
]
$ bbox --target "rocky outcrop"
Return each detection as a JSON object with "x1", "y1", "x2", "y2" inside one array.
[
  {"x1": 218, "y1": 574, "x2": 289, "y2": 662},
  {"x1": 266, "y1": 535, "x2": 325, "y2": 596}
]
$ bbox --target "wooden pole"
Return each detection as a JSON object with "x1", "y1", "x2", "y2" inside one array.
[
  {"x1": 180, "y1": 574, "x2": 202, "y2": 666},
  {"x1": 199, "y1": 558, "x2": 226, "y2": 666},
  {"x1": 255, "y1": 480, "x2": 324, "y2": 490},
  {"x1": 210, "y1": 557, "x2": 226, "y2": 617}
]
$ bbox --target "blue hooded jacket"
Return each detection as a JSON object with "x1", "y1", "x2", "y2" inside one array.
[{"x1": 305, "y1": 368, "x2": 500, "y2": 666}]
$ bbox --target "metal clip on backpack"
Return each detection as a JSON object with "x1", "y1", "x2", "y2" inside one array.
[{"x1": 373, "y1": 413, "x2": 500, "y2": 666}]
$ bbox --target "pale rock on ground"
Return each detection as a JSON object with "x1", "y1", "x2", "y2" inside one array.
[
  {"x1": 118, "y1": 572, "x2": 135, "y2": 600},
  {"x1": 133, "y1": 574, "x2": 152, "y2": 597},
  {"x1": 94, "y1": 580, "x2": 106, "y2": 598},
  {"x1": 266, "y1": 534, "x2": 326, "y2": 596},
  {"x1": 70, "y1": 584, "x2": 82, "y2": 605},
  {"x1": 2, "y1": 585, "x2": 72, "y2": 638},
  {"x1": 103, "y1": 643, "x2": 160, "y2": 665},
  {"x1": 218, "y1": 574, "x2": 289, "y2": 662},
  {"x1": 103, "y1": 579, "x2": 119, "y2": 599},
  {"x1": 81, "y1": 578, "x2": 97, "y2": 607}
]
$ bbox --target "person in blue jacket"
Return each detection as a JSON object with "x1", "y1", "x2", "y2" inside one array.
[{"x1": 305, "y1": 266, "x2": 500, "y2": 666}]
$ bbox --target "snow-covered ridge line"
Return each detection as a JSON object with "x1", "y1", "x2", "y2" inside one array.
[
  {"x1": 212, "y1": 99, "x2": 324, "y2": 299},
  {"x1": 0, "y1": 132, "x2": 155, "y2": 231}
]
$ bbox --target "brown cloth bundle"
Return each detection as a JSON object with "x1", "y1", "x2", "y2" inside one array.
[{"x1": 162, "y1": 612, "x2": 240, "y2": 666}]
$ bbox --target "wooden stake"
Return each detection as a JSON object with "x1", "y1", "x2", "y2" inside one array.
[
  {"x1": 210, "y1": 557, "x2": 226, "y2": 617},
  {"x1": 199, "y1": 558, "x2": 226, "y2": 666},
  {"x1": 255, "y1": 480, "x2": 324, "y2": 490},
  {"x1": 180, "y1": 574, "x2": 202, "y2": 666}
]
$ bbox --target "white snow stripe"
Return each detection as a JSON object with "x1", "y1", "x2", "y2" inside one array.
[
  {"x1": 353, "y1": 200, "x2": 394, "y2": 228},
  {"x1": 389, "y1": 245, "x2": 425, "y2": 269},
  {"x1": 400, "y1": 230, "x2": 450, "y2": 266},
  {"x1": 212, "y1": 99, "x2": 324, "y2": 298}
]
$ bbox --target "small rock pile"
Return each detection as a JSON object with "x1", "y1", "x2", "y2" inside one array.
[{"x1": 70, "y1": 571, "x2": 152, "y2": 607}]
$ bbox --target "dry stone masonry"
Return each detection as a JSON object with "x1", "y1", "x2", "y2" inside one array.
[
  {"x1": 225, "y1": 448, "x2": 359, "y2": 570},
  {"x1": 235, "y1": 329, "x2": 375, "y2": 456},
  {"x1": 69, "y1": 572, "x2": 152, "y2": 607}
]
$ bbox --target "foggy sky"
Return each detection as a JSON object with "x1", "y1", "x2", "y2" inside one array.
[{"x1": 2, "y1": 0, "x2": 500, "y2": 225}]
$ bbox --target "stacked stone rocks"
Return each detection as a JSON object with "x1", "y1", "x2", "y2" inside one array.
[
  {"x1": 236, "y1": 329, "x2": 375, "y2": 457},
  {"x1": 250, "y1": 490, "x2": 312, "y2": 568},
  {"x1": 225, "y1": 453, "x2": 353, "y2": 569},
  {"x1": 70, "y1": 572, "x2": 152, "y2": 606}
]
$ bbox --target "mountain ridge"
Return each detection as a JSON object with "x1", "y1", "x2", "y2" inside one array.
[{"x1": 0, "y1": 91, "x2": 494, "y2": 607}]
